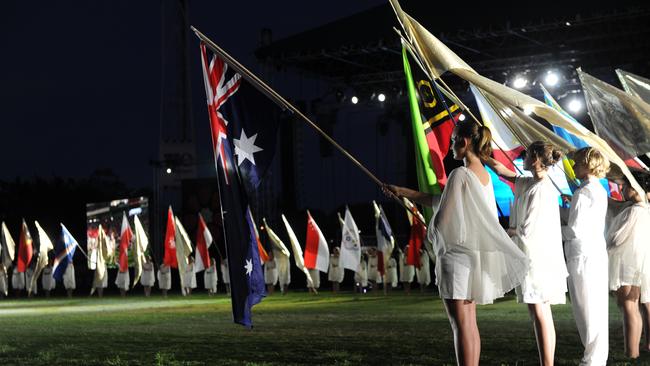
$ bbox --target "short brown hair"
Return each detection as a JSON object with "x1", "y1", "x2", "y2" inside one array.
[
  {"x1": 527, "y1": 141, "x2": 563, "y2": 168},
  {"x1": 573, "y1": 147, "x2": 610, "y2": 178}
]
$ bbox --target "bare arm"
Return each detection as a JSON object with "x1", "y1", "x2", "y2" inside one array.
[
  {"x1": 382, "y1": 184, "x2": 435, "y2": 207},
  {"x1": 484, "y1": 157, "x2": 516, "y2": 183}
]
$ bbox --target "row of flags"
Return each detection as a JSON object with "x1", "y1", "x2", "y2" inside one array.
[{"x1": 0, "y1": 220, "x2": 79, "y2": 295}]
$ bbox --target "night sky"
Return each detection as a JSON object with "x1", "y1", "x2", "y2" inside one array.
[{"x1": 0, "y1": 1, "x2": 385, "y2": 188}]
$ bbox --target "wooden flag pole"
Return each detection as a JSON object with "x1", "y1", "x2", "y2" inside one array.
[{"x1": 191, "y1": 26, "x2": 427, "y2": 227}]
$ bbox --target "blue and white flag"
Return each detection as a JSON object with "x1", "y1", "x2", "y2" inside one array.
[{"x1": 53, "y1": 224, "x2": 78, "y2": 282}]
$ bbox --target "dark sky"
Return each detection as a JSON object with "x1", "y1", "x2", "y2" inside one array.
[{"x1": 0, "y1": 1, "x2": 385, "y2": 188}]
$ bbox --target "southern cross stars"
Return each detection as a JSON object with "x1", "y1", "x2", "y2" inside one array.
[
  {"x1": 244, "y1": 258, "x2": 253, "y2": 276},
  {"x1": 233, "y1": 129, "x2": 263, "y2": 166}
]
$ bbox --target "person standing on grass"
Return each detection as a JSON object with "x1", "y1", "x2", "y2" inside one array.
[
  {"x1": 0, "y1": 264, "x2": 7, "y2": 298},
  {"x1": 385, "y1": 120, "x2": 528, "y2": 366},
  {"x1": 415, "y1": 248, "x2": 431, "y2": 293},
  {"x1": 140, "y1": 256, "x2": 155, "y2": 297},
  {"x1": 354, "y1": 254, "x2": 368, "y2": 293},
  {"x1": 157, "y1": 262, "x2": 171, "y2": 298},
  {"x1": 385, "y1": 254, "x2": 398, "y2": 291},
  {"x1": 398, "y1": 246, "x2": 414, "y2": 295},
  {"x1": 486, "y1": 141, "x2": 569, "y2": 366},
  {"x1": 560, "y1": 147, "x2": 610, "y2": 366},
  {"x1": 606, "y1": 176, "x2": 650, "y2": 359},
  {"x1": 115, "y1": 267, "x2": 130, "y2": 297},
  {"x1": 220, "y1": 257, "x2": 230, "y2": 295},
  {"x1": 12, "y1": 266, "x2": 25, "y2": 297},
  {"x1": 328, "y1": 247, "x2": 344, "y2": 293},
  {"x1": 41, "y1": 259, "x2": 55, "y2": 297},
  {"x1": 204, "y1": 258, "x2": 218, "y2": 296},
  {"x1": 264, "y1": 251, "x2": 278, "y2": 295},
  {"x1": 63, "y1": 261, "x2": 75, "y2": 298},
  {"x1": 367, "y1": 248, "x2": 382, "y2": 291},
  {"x1": 183, "y1": 256, "x2": 196, "y2": 296}
]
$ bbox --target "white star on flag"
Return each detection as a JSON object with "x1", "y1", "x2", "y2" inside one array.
[
  {"x1": 233, "y1": 129, "x2": 263, "y2": 166},
  {"x1": 244, "y1": 258, "x2": 253, "y2": 276}
]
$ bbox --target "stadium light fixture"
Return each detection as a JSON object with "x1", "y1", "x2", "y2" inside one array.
[
  {"x1": 377, "y1": 93, "x2": 386, "y2": 102},
  {"x1": 513, "y1": 77, "x2": 528, "y2": 89},
  {"x1": 568, "y1": 99, "x2": 582, "y2": 113},
  {"x1": 544, "y1": 71, "x2": 560, "y2": 87},
  {"x1": 166, "y1": 168, "x2": 172, "y2": 174},
  {"x1": 351, "y1": 96, "x2": 359, "y2": 104}
]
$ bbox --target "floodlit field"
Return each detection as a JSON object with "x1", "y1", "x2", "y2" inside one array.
[{"x1": 0, "y1": 291, "x2": 645, "y2": 365}]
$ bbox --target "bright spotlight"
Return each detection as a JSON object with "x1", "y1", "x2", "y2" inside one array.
[
  {"x1": 458, "y1": 114, "x2": 466, "y2": 121},
  {"x1": 377, "y1": 93, "x2": 386, "y2": 102},
  {"x1": 351, "y1": 96, "x2": 359, "y2": 104},
  {"x1": 565, "y1": 21, "x2": 571, "y2": 26},
  {"x1": 513, "y1": 77, "x2": 528, "y2": 89},
  {"x1": 544, "y1": 72, "x2": 559, "y2": 87},
  {"x1": 568, "y1": 99, "x2": 582, "y2": 113},
  {"x1": 166, "y1": 168, "x2": 172, "y2": 174}
]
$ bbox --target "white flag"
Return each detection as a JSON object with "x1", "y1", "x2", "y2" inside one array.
[
  {"x1": 132, "y1": 215, "x2": 149, "y2": 287},
  {"x1": 339, "y1": 207, "x2": 361, "y2": 272},
  {"x1": 281, "y1": 214, "x2": 313, "y2": 288}
]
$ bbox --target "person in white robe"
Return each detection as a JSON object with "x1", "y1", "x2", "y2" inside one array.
[
  {"x1": 12, "y1": 267, "x2": 25, "y2": 297},
  {"x1": 398, "y1": 247, "x2": 414, "y2": 294},
  {"x1": 367, "y1": 248, "x2": 381, "y2": 291},
  {"x1": 328, "y1": 247, "x2": 344, "y2": 293},
  {"x1": 183, "y1": 259, "x2": 196, "y2": 296},
  {"x1": 272, "y1": 248, "x2": 290, "y2": 295},
  {"x1": 41, "y1": 263, "x2": 56, "y2": 297},
  {"x1": 0, "y1": 265, "x2": 9, "y2": 298},
  {"x1": 25, "y1": 267, "x2": 36, "y2": 297},
  {"x1": 561, "y1": 147, "x2": 610, "y2": 366},
  {"x1": 606, "y1": 176, "x2": 650, "y2": 359},
  {"x1": 157, "y1": 263, "x2": 171, "y2": 297},
  {"x1": 63, "y1": 263, "x2": 75, "y2": 297},
  {"x1": 308, "y1": 268, "x2": 320, "y2": 291},
  {"x1": 264, "y1": 253, "x2": 278, "y2": 294},
  {"x1": 385, "y1": 256, "x2": 398, "y2": 290},
  {"x1": 354, "y1": 256, "x2": 368, "y2": 293},
  {"x1": 385, "y1": 121, "x2": 528, "y2": 365},
  {"x1": 488, "y1": 141, "x2": 569, "y2": 365},
  {"x1": 140, "y1": 257, "x2": 155, "y2": 297},
  {"x1": 220, "y1": 258, "x2": 230, "y2": 294},
  {"x1": 115, "y1": 269, "x2": 130, "y2": 296},
  {"x1": 204, "y1": 259, "x2": 218, "y2": 296},
  {"x1": 415, "y1": 249, "x2": 431, "y2": 292}
]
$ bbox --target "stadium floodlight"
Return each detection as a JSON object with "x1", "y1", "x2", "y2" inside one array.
[
  {"x1": 166, "y1": 168, "x2": 172, "y2": 174},
  {"x1": 513, "y1": 77, "x2": 528, "y2": 89},
  {"x1": 544, "y1": 72, "x2": 560, "y2": 87},
  {"x1": 377, "y1": 93, "x2": 386, "y2": 102},
  {"x1": 568, "y1": 99, "x2": 582, "y2": 113},
  {"x1": 458, "y1": 114, "x2": 466, "y2": 121},
  {"x1": 351, "y1": 96, "x2": 359, "y2": 104}
]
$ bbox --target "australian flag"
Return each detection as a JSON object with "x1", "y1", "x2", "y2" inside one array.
[
  {"x1": 52, "y1": 224, "x2": 78, "y2": 281},
  {"x1": 200, "y1": 43, "x2": 280, "y2": 327}
]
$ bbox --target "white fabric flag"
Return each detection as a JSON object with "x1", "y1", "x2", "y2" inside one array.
[
  {"x1": 30, "y1": 221, "x2": 54, "y2": 294},
  {"x1": 1, "y1": 222, "x2": 16, "y2": 269},
  {"x1": 132, "y1": 215, "x2": 149, "y2": 287},
  {"x1": 281, "y1": 214, "x2": 313, "y2": 288},
  {"x1": 174, "y1": 216, "x2": 193, "y2": 294},
  {"x1": 339, "y1": 207, "x2": 361, "y2": 272}
]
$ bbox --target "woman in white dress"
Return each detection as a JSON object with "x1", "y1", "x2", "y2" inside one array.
[
  {"x1": 12, "y1": 267, "x2": 25, "y2": 297},
  {"x1": 63, "y1": 263, "x2": 75, "y2": 298},
  {"x1": 398, "y1": 247, "x2": 414, "y2": 295},
  {"x1": 328, "y1": 247, "x2": 344, "y2": 293},
  {"x1": 606, "y1": 176, "x2": 650, "y2": 359},
  {"x1": 204, "y1": 258, "x2": 219, "y2": 296},
  {"x1": 561, "y1": 147, "x2": 610, "y2": 366},
  {"x1": 416, "y1": 249, "x2": 431, "y2": 292},
  {"x1": 157, "y1": 263, "x2": 171, "y2": 297},
  {"x1": 386, "y1": 120, "x2": 528, "y2": 366},
  {"x1": 0, "y1": 265, "x2": 8, "y2": 298},
  {"x1": 264, "y1": 251, "x2": 278, "y2": 295},
  {"x1": 183, "y1": 257, "x2": 196, "y2": 296},
  {"x1": 41, "y1": 263, "x2": 56, "y2": 297},
  {"x1": 487, "y1": 141, "x2": 568, "y2": 365},
  {"x1": 220, "y1": 258, "x2": 230, "y2": 295},
  {"x1": 367, "y1": 248, "x2": 381, "y2": 290},
  {"x1": 115, "y1": 269, "x2": 130, "y2": 297},
  {"x1": 354, "y1": 255, "x2": 368, "y2": 293},
  {"x1": 140, "y1": 256, "x2": 155, "y2": 297}
]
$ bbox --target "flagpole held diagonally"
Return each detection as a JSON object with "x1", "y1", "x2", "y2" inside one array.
[{"x1": 191, "y1": 26, "x2": 426, "y2": 227}]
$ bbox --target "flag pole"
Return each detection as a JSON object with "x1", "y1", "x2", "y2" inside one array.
[{"x1": 191, "y1": 26, "x2": 427, "y2": 227}]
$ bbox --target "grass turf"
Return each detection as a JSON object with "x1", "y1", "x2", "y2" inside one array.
[{"x1": 0, "y1": 290, "x2": 645, "y2": 365}]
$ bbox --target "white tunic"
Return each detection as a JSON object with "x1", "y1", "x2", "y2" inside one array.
[
  {"x1": 427, "y1": 167, "x2": 529, "y2": 305},
  {"x1": 41, "y1": 267, "x2": 56, "y2": 291},
  {"x1": 25, "y1": 268, "x2": 36, "y2": 294},
  {"x1": 12, "y1": 268, "x2": 25, "y2": 290},
  {"x1": 561, "y1": 177, "x2": 609, "y2": 366},
  {"x1": 204, "y1": 263, "x2": 218, "y2": 292},
  {"x1": 63, "y1": 264, "x2": 76, "y2": 290},
  {"x1": 354, "y1": 260, "x2": 368, "y2": 287},
  {"x1": 607, "y1": 202, "x2": 650, "y2": 302},
  {"x1": 416, "y1": 253, "x2": 431, "y2": 286},
  {"x1": 399, "y1": 250, "x2": 414, "y2": 283},
  {"x1": 140, "y1": 263, "x2": 155, "y2": 287},
  {"x1": 274, "y1": 249, "x2": 291, "y2": 287},
  {"x1": 157, "y1": 266, "x2": 171, "y2": 290},
  {"x1": 264, "y1": 259, "x2": 278, "y2": 285},
  {"x1": 115, "y1": 270, "x2": 130, "y2": 290},
  {"x1": 385, "y1": 258, "x2": 398, "y2": 288},
  {"x1": 328, "y1": 255, "x2": 344, "y2": 283},
  {"x1": 308, "y1": 268, "x2": 320, "y2": 289},
  {"x1": 511, "y1": 176, "x2": 568, "y2": 304},
  {"x1": 367, "y1": 254, "x2": 381, "y2": 282},
  {"x1": 184, "y1": 264, "x2": 197, "y2": 289},
  {"x1": 220, "y1": 261, "x2": 230, "y2": 285},
  {"x1": 0, "y1": 267, "x2": 8, "y2": 295}
]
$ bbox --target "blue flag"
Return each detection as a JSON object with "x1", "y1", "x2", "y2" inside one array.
[
  {"x1": 52, "y1": 224, "x2": 77, "y2": 282},
  {"x1": 200, "y1": 44, "x2": 277, "y2": 327}
]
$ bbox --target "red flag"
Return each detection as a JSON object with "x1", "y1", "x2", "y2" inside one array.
[
  {"x1": 304, "y1": 211, "x2": 330, "y2": 272},
  {"x1": 163, "y1": 207, "x2": 177, "y2": 268},
  {"x1": 118, "y1": 213, "x2": 133, "y2": 272},
  {"x1": 194, "y1": 213, "x2": 213, "y2": 272},
  {"x1": 17, "y1": 220, "x2": 33, "y2": 273},
  {"x1": 406, "y1": 208, "x2": 425, "y2": 269}
]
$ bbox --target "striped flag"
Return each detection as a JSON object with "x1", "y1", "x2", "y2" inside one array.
[
  {"x1": 118, "y1": 213, "x2": 133, "y2": 272},
  {"x1": 304, "y1": 211, "x2": 329, "y2": 273},
  {"x1": 194, "y1": 213, "x2": 213, "y2": 273},
  {"x1": 53, "y1": 224, "x2": 78, "y2": 282},
  {"x1": 163, "y1": 206, "x2": 177, "y2": 268}
]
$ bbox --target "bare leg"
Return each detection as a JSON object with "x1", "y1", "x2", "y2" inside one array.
[
  {"x1": 120, "y1": 289, "x2": 126, "y2": 297},
  {"x1": 528, "y1": 303, "x2": 556, "y2": 365},
  {"x1": 97, "y1": 288, "x2": 103, "y2": 298},
  {"x1": 144, "y1": 286, "x2": 151, "y2": 297},
  {"x1": 266, "y1": 284, "x2": 274, "y2": 294},
  {"x1": 642, "y1": 302, "x2": 650, "y2": 351},
  {"x1": 443, "y1": 299, "x2": 480, "y2": 366},
  {"x1": 162, "y1": 289, "x2": 168, "y2": 298},
  {"x1": 67, "y1": 289, "x2": 73, "y2": 298},
  {"x1": 617, "y1": 286, "x2": 642, "y2": 358},
  {"x1": 404, "y1": 282, "x2": 411, "y2": 295}
]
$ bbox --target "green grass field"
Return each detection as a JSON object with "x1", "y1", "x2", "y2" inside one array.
[{"x1": 0, "y1": 290, "x2": 646, "y2": 365}]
